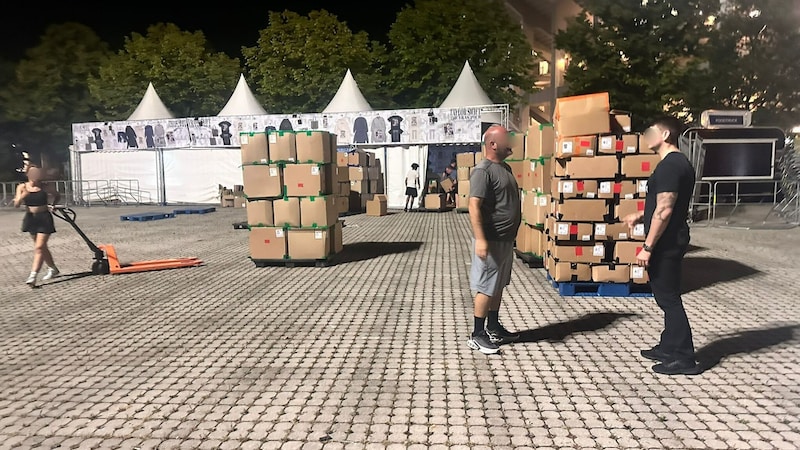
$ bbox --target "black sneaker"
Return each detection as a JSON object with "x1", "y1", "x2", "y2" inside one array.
[
  {"x1": 486, "y1": 323, "x2": 520, "y2": 345},
  {"x1": 467, "y1": 331, "x2": 500, "y2": 354},
  {"x1": 641, "y1": 345, "x2": 672, "y2": 362},
  {"x1": 652, "y1": 359, "x2": 700, "y2": 375}
]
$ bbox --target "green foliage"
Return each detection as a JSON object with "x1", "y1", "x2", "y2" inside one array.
[
  {"x1": 555, "y1": 0, "x2": 719, "y2": 129},
  {"x1": 88, "y1": 23, "x2": 241, "y2": 119},
  {"x1": 243, "y1": 10, "x2": 387, "y2": 113},
  {"x1": 387, "y1": 0, "x2": 537, "y2": 108},
  {"x1": 0, "y1": 23, "x2": 112, "y2": 163}
]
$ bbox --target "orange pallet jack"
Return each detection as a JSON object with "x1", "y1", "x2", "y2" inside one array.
[{"x1": 52, "y1": 206, "x2": 203, "y2": 275}]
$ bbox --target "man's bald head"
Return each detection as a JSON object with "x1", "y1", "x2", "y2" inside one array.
[{"x1": 482, "y1": 125, "x2": 512, "y2": 162}]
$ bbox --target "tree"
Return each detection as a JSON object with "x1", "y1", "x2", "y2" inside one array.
[
  {"x1": 0, "y1": 23, "x2": 113, "y2": 165},
  {"x1": 386, "y1": 0, "x2": 537, "y2": 109},
  {"x1": 555, "y1": 0, "x2": 719, "y2": 129},
  {"x1": 88, "y1": 23, "x2": 241, "y2": 119},
  {"x1": 706, "y1": 0, "x2": 800, "y2": 128},
  {"x1": 243, "y1": 10, "x2": 387, "y2": 113}
]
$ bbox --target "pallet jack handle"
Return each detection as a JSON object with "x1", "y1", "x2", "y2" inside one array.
[{"x1": 51, "y1": 206, "x2": 106, "y2": 262}]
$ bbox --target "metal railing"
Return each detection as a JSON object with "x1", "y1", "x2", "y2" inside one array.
[
  {"x1": 688, "y1": 180, "x2": 714, "y2": 227},
  {"x1": 1, "y1": 179, "x2": 153, "y2": 207},
  {"x1": 710, "y1": 180, "x2": 798, "y2": 229}
]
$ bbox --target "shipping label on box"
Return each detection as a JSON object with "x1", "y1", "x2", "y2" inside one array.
[
  {"x1": 553, "y1": 179, "x2": 598, "y2": 199},
  {"x1": 594, "y1": 222, "x2": 632, "y2": 241},
  {"x1": 630, "y1": 264, "x2": 650, "y2": 284},
  {"x1": 556, "y1": 135, "x2": 597, "y2": 158},
  {"x1": 551, "y1": 221, "x2": 594, "y2": 242},
  {"x1": 598, "y1": 180, "x2": 639, "y2": 199}
]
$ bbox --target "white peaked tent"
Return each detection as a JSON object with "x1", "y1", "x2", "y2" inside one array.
[
  {"x1": 217, "y1": 74, "x2": 267, "y2": 116},
  {"x1": 322, "y1": 69, "x2": 373, "y2": 113},
  {"x1": 439, "y1": 60, "x2": 502, "y2": 125},
  {"x1": 127, "y1": 82, "x2": 174, "y2": 120}
]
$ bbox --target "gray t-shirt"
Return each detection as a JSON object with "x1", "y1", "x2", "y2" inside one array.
[{"x1": 469, "y1": 159, "x2": 521, "y2": 242}]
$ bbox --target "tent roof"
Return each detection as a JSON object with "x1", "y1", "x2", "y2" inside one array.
[
  {"x1": 217, "y1": 74, "x2": 267, "y2": 116},
  {"x1": 322, "y1": 69, "x2": 373, "y2": 113},
  {"x1": 127, "y1": 82, "x2": 174, "y2": 120},
  {"x1": 439, "y1": 61, "x2": 494, "y2": 108}
]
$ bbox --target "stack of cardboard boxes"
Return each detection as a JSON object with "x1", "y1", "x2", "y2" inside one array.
[
  {"x1": 219, "y1": 184, "x2": 246, "y2": 208},
  {"x1": 514, "y1": 125, "x2": 555, "y2": 262},
  {"x1": 336, "y1": 149, "x2": 385, "y2": 214},
  {"x1": 240, "y1": 130, "x2": 343, "y2": 262},
  {"x1": 454, "y1": 151, "x2": 484, "y2": 210},
  {"x1": 543, "y1": 92, "x2": 660, "y2": 286}
]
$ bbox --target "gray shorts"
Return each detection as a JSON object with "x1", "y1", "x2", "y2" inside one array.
[{"x1": 470, "y1": 239, "x2": 514, "y2": 297}]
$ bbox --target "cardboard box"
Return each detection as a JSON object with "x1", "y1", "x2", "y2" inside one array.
[
  {"x1": 598, "y1": 134, "x2": 638, "y2": 155},
  {"x1": 268, "y1": 130, "x2": 297, "y2": 162},
  {"x1": 552, "y1": 199, "x2": 609, "y2": 222},
  {"x1": 300, "y1": 196, "x2": 337, "y2": 228},
  {"x1": 456, "y1": 152, "x2": 476, "y2": 167},
  {"x1": 611, "y1": 110, "x2": 632, "y2": 134},
  {"x1": 598, "y1": 180, "x2": 639, "y2": 199},
  {"x1": 348, "y1": 166, "x2": 366, "y2": 181},
  {"x1": 242, "y1": 164, "x2": 283, "y2": 198},
  {"x1": 366, "y1": 194, "x2": 388, "y2": 217},
  {"x1": 549, "y1": 220, "x2": 594, "y2": 242},
  {"x1": 548, "y1": 260, "x2": 592, "y2": 282},
  {"x1": 615, "y1": 198, "x2": 646, "y2": 221},
  {"x1": 509, "y1": 131, "x2": 525, "y2": 159},
  {"x1": 240, "y1": 132, "x2": 269, "y2": 164},
  {"x1": 457, "y1": 167, "x2": 471, "y2": 181},
  {"x1": 456, "y1": 193, "x2": 469, "y2": 209},
  {"x1": 296, "y1": 130, "x2": 332, "y2": 163},
  {"x1": 440, "y1": 178, "x2": 455, "y2": 193},
  {"x1": 630, "y1": 265, "x2": 650, "y2": 284},
  {"x1": 284, "y1": 163, "x2": 330, "y2": 197},
  {"x1": 350, "y1": 180, "x2": 368, "y2": 194},
  {"x1": 525, "y1": 124, "x2": 555, "y2": 159},
  {"x1": 522, "y1": 192, "x2": 550, "y2": 226},
  {"x1": 336, "y1": 152, "x2": 348, "y2": 167},
  {"x1": 550, "y1": 243, "x2": 605, "y2": 264},
  {"x1": 287, "y1": 228, "x2": 332, "y2": 260},
  {"x1": 330, "y1": 221, "x2": 343, "y2": 255},
  {"x1": 248, "y1": 226, "x2": 287, "y2": 260},
  {"x1": 620, "y1": 154, "x2": 661, "y2": 178},
  {"x1": 246, "y1": 199, "x2": 274, "y2": 226},
  {"x1": 273, "y1": 197, "x2": 301, "y2": 227},
  {"x1": 591, "y1": 264, "x2": 631, "y2": 283},
  {"x1": 505, "y1": 160, "x2": 525, "y2": 186},
  {"x1": 516, "y1": 223, "x2": 546, "y2": 256},
  {"x1": 348, "y1": 150, "x2": 368, "y2": 166},
  {"x1": 554, "y1": 92, "x2": 611, "y2": 137},
  {"x1": 425, "y1": 194, "x2": 447, "y2": 210},
  {"x1": 458, "y1": 180, "x2": 471, "y2": 195},
  {"x1": 552, "y1": 179, "x2": 598, "y2": 199},
  {"x1": 553, "y1": 155, "x2": 618, "y2": 179},
  {"x1": 614, "y1": 241, "x2": 644, "y2": 264},
  {"x1": 594, "y1": 222, "x2": 634, "y2": 241},
  {"x1": 556, "y1": 135, "x2": 597, "y2": 158},
  {"x1": 336, "y1": 166, "x2": 350, "y2": 183},
  {"x1": 522, "y1": 158, "x2": 552, "y2": 193}
]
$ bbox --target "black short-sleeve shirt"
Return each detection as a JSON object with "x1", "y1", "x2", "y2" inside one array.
[{"x1": 644, "y1": 151, "x2": 696, "y2": 250}]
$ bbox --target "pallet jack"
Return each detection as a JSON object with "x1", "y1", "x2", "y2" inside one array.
[{"x1": 52, "y1": 206, "x2": 203, "y2": 275}]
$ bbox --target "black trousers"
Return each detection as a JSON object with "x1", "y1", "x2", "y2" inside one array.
[{"x1": 648, "y1": 246, "x2": 695, "y2": 360}]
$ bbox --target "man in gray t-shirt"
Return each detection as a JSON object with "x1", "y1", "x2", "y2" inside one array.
[{"x1": 466, "y1": 125, "x2": 522, "y2": 355}]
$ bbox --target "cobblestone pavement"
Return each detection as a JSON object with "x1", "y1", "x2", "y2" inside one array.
[{"x1": 1, "y1": 205, "x2": 799, "y2": 450}]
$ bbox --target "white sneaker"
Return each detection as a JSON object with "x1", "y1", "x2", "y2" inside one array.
[
  {"x1": 42, "y1": 268, "x2": 60, "y2": 281},
  {"x1": 25, "y1": 273, "x2": 37, "y2": 287}
]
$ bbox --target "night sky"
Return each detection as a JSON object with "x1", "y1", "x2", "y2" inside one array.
[{"x1": 0, "y1": 1, "x2": 410, "y2": 61}]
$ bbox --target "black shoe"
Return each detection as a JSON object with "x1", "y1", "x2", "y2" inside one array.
[
  {"x1": 486, "y1": 323, "x2": 520, "y2": 345},
  {"x1": 467, "y1": 331, "x2": 500, "y2": 354},
  {"x1": 641, "y1": 345, "x2": 672, "y2": 362},
  {"x1": 652, "y1": 359, "x2": 700, "y2": 375}
]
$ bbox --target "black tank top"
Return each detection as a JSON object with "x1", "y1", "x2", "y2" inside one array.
[{"x1": 24, "y1": 189, "x2": 48, "y2": 207}]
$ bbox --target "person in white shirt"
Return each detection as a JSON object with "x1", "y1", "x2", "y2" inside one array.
[{"x1": 404, "y1": 163, "x2": 421, "y2": 212}]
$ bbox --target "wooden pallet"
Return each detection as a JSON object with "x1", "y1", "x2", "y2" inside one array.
[
  {"x1": 546, "y1": 274, "x2": 652, "y2": 297},
  {"x1": 233, "y1": 221, "x2": 248, "y2": 230},
  {"x1": 251, "y1": 257, "x2": 334, "y2": 268},
  {"x1": 120, "y1": 212, "x2": 175, "y2": 222}
]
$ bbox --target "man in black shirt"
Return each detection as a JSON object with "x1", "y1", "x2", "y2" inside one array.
[{"x1": 623, "y1": 116, "x2": 698, "y2": 375}]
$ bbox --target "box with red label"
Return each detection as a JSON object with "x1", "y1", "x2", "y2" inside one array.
[
  {"x1": 620, "y1": 154, "x2": 661, "y2": 178},
  {"x1": 555, "y1": 135, "x2": 597, "y2": 158},
  {"x1": 613, "y1": 241, "x2": 644, "y2": 264},
  {"x1": 552, "y1": 179, "x2": 598, "y2": 199},
  {"x1": 598, "y1": 133, "x2": 640, "y2": 155},
  {"x1": 615, "y1": 198, "x2": 646, "y2": 221},
  {"x1": 284, "y1": 163, "x2": 331, "y2": 197},
  {"x1": 248, "y1": 226, "x2": 287, "y2": 260},
  {"x1": 505, "y1": 160, "x2": 526, "y2": 187},
  {"x1": 593, "y1": 222, "x2": 632, "y2": 241},
  {"x1": 547, "y1": 217, "x2": 594, "y2": 242},
  {"x1": 597, "y1": 180, "x2": 639, "y2": 199},
  {"x1": 550, "y1": 243, "x2": 606, "y2": 264},
  {"x1": 522, "y1": 157, "x2": 552, "y2": 193}
]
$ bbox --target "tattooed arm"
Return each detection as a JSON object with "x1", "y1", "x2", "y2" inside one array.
[{"x1": 645, "y1": 192, "x2": 677, "y2": 249}]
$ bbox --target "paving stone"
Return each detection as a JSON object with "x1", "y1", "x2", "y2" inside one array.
[{"x1": 0, "y1": 206, "x2": 798, "y2": 449}]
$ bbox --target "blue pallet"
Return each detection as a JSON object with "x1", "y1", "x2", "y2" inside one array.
[
  {"x1": 120, "y1": 212, "x2": 176, "y2": 222},
  {"x1": 174, "y1": 207, "x2": 216, "y2": 215},
  {"x1": 547, "y1": 274, "x2": 652, "y2": 297}
]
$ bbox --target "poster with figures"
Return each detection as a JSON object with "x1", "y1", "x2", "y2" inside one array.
[{"x1": 72, "y1": 106, "x2": 496, "y2": 151}]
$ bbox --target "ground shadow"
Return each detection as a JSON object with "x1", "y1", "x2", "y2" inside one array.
[
  {"x1": 334, "y1": 241, "x2": 423, "y2": 264},
  {"x1": 686, "y1": 244, "x2": 706, "y2": 253},
  {"x1": 42, "y1": 271, "x2": 96, "y2": 286},
  {"x1": 696, "y1": 324, "x2": 798, "y2": 373},
  {"x1": 517, "y1": 312, "x2": 637, "y2": 344},
  {"x1": 681, "y1": 257, "x2": 761, "y2": 294}
]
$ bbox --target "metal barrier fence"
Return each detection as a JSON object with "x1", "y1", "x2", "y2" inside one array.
[
  {"x1": 1, "y1": 179, "x2": 152, "y2": 207},
  {"x1": 710, "y1": 180, "x2": 799, "y2": 229}
]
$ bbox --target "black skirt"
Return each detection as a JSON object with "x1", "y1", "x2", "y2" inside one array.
[
  {"x1": 22, "y1": 211, "x2": 56, "y2": 235},
  {"x1": 405, "y1": 187, "x2": 418, "y2": 197}
]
